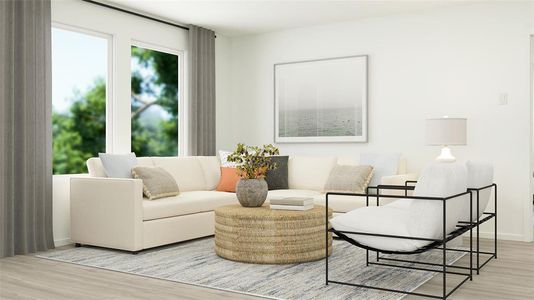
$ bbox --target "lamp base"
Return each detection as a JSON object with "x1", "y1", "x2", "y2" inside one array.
[{"x1": 435, "y1": 146, "x2": 456, "y2": 162}]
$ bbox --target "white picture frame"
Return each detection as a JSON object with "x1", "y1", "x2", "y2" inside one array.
[{"x1": 274, "y1": 55, "x2": 368, "y2": 143}]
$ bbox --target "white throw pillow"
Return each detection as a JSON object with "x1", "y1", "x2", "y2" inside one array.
[
  {"x1": 360, "y1": 153, "x2": 401, "y2": 188},
  {"x1": 98, "y1": 153, "x2": 138, "y2": 178}
]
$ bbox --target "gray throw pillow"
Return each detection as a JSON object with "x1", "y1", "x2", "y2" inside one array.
[
  {"x1": 324, "y1": 165, "x2": 374, "y2": 193},
  {"x1": 99, "y1": 153, "x2": 138, "y2": 178},
  {"x1": 132, "y1": 166, "x2": 179, "y2": 200},
  {"x1": 265, "y1": 156, "x2": 289, "y2": 190}
]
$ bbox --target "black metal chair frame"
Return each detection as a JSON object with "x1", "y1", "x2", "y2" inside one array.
[{"x1": 325, "y1": 182, "x2": 497, "y2": 299}]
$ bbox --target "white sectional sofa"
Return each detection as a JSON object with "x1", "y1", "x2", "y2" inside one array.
[{"x1": 70, "y1": 155, "x2": 416, "y2": 252}]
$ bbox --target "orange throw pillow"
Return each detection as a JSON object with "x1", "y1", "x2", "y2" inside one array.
[{"x1": 216, "y1": 167, "x2": 241, "y2": 192}]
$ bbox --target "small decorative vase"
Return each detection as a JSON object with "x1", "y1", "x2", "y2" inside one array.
[{"x1": 236, "y1": 178, "x2": 268, "y2": 207}]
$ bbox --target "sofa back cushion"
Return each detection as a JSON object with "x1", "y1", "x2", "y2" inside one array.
[
  {"x1": 197, "y1": 156, "x2": 221, "y2": 190},
  {"x1": 151, "y1": 157, "x2": 207, "y2": 191},
  {"x1": 87, "y1": 157, "x2": 153, "y2": 177},
  {"x1": 336, "y1": 156, "x2": 407, "y2": 175},
  {"x1": 288, "y1": 156, "x2": 337, "y2": 191}
]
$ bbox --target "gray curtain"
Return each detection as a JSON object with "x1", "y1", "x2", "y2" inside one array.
[
  {"x1": 0, "y1": 0, "x2": 54, "y2": 257},
  {"x1": 188, "y1": 25, "x2": 216, "y2": 156}
]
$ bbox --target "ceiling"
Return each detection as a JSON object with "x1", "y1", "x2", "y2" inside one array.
[{"x1": 104, "y1": 0, "x2": 465, "y2": 37}]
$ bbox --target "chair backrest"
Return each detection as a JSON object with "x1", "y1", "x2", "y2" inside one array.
[
  {"x1": 466, "y1": 160, "x2": 494, "y2": 220},
  {"x1": 388, "y1": 163, "x2": 468, "y2": 239}
]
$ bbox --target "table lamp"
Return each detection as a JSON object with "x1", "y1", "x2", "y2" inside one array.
[{"x1": 426, "y1": 117, "x2": 467, "y2": 162}]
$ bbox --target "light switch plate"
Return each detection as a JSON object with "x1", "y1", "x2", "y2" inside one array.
[{"x1": 498, "y1": 93, "x2": 508, "y2": 105}]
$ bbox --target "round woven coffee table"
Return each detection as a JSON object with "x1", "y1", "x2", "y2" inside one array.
[{"x1": 214, "y1": 204, "x2": 332, "y2": 264}]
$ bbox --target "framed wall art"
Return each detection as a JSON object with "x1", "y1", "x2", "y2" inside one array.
[{"x1": 274, "y1": 55, "x2": 368, "y2": 143}]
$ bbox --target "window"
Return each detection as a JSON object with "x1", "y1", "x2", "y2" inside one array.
[
  {"x1": 52, "y1": 27, "x2": 108, "y2": 174},
  {"x1": 131, "y1": 45, "x2": 179, "y2": 156}
]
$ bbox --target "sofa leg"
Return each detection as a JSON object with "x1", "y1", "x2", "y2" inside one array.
[{"x1": 74, "y1": 243, "x2": 82, "y2": 247}]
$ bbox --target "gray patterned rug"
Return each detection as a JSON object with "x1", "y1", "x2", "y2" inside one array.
[{"x1": 37, "y1": 238, "x2": 464, "y2": 300}]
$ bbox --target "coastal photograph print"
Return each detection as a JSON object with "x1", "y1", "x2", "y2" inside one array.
[{"x1": 274, "y1": 55, "x2": 368, "y2": 143}]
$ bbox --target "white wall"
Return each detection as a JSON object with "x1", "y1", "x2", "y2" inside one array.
[
  {"x1": 52, "y1": 175, "x2": 72, "y2": 246},
  {"x1": 50, "y1": 0, "x2": 232, "y2": 245},
  {"x1": 219, "y1": 2, "x2": 534, "y2": 241}
]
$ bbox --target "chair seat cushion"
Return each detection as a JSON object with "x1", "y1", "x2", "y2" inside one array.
[
  {"x1": 143, "y1": 191, "x2": 238, "y2": 221},
  {"x1": 330, "y1": 205, "x2": 430, "y2": 252}
]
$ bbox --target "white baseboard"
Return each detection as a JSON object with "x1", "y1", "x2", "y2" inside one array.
[
  {"x1": 478, "y1": 231, "x2": 525, "y2": 241},
  {"x1": 461, "y1": 231, "x2": 526, "y2": 242},
  {"x1": 54, "y1": 238, "x2": 72, "y2": 247}
]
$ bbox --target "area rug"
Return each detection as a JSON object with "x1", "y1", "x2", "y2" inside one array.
[{"x1": 37, "y1": 238, "x2": 464, "y2": 300}]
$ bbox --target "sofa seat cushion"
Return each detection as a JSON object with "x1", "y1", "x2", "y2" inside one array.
[
  {"x1": 313, "y1": 194, "x2": 369, "y2": 213},
  {"x1": 143, "y1": 191, "x2": 238, "y2": 221},
  {"x1": 267, "y1": 189, "x2": 322, "y2": 200},
  {"x1": 267, "y1": 189, "x2": 369, "y2": 213}
]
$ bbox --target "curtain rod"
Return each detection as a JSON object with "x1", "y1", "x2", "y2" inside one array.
[{"x1": 80, "y1": 0, "x2": 190, "y2": 31}]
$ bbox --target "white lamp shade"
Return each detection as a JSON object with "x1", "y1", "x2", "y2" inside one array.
[{"x1": 426, "y1": 118, "x2": 467, "y2": 146}]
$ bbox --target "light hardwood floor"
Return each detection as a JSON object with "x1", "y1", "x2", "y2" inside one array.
[{"x1": 1, "y1": 239, "x2": 533, "y2": 300}]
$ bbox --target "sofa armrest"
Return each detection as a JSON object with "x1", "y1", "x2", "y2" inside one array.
[{"x1": 70, "y1": 177, "x2": 144, "y2": 251}]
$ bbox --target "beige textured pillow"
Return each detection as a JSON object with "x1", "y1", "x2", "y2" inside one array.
[
  {"x1": 323, "y1": 165, "x2": 374, "y2": 193},
  {"x1": 132, "y1": 166, "x2": 179, "y2": 200}
]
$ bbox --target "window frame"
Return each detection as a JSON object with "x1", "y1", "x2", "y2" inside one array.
[{"x1": 130, "y1": 40, "x2": 185, "y2": 156}]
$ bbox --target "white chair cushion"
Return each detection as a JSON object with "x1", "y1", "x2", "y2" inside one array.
[
  {"x1": 288, "y1": 156, "x2": 337, "y2": 191},
  {"x1": 330, "y1": 206, "x2": 426, "y2": 252},
  {"x1": 332, "y1": 162, "x2": 468, "y2": 252},
  {"x1": 466, "y1": 161, "x2": 493, "y2": 220},
  {"x1": 151, "y1": 157, "x2": 207, "y2": 191},
  {"x1": 143, "y1": 191, "x2": 238, "y2": 221},
  {"x1": 392, "y1": 162, "x2": 468, "y2": 240}
]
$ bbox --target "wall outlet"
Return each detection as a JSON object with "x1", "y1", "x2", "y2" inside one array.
[{"x1": 499, "y1": 93, "x2": 508, "y2": 105}]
